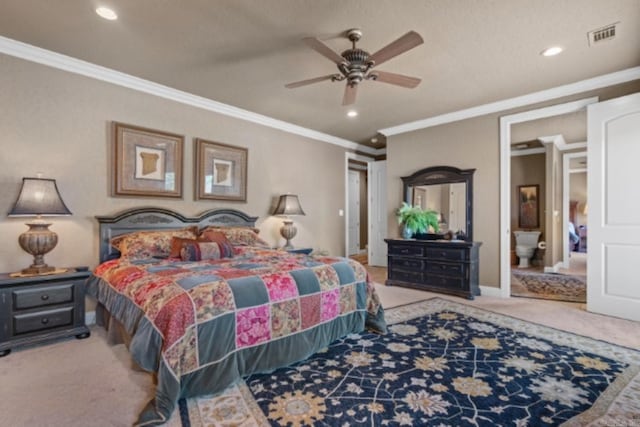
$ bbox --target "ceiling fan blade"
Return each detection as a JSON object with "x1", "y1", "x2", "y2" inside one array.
[
  {"x1": 285, "y1": 74, "x2": 335, "y2": 89},
  {"x1": 303, "y1": 37, "x2": 345, "y2": 65},
  {"x1": 342, "y1": 84, "x2": 358, "y2": 106},
  {"x1": 370, "y1": 70, "x2": 421, "y2": 88},
  {"x1": 368, "y1": 31, "x2": 424, "y2": 66}
]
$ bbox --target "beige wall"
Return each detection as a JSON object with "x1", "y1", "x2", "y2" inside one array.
[
  {"x1": 387, "y1": 80, "x2": 640, "y2": 289},
  {"x1": 387, "y1": 114, "x2": 500, "y2": 287},
  {"x1": 0, "y1": 54, "x2": 349, "y2": 274}
]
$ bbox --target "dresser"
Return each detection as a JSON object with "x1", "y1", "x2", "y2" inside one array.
[
  {"x1": 385, "y1": 239, "x2": 481, "y2": 299},
  {"x1": 0, "y1": 269, "x2": 91, "y2": 357}
]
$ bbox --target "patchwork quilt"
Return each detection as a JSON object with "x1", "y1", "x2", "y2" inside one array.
[{"x1": 86, "y1": 247, "x2": 386, "y2": 426}]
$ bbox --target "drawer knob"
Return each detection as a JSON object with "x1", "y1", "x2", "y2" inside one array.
[
  {"x1": 41, "y1": 294, "x2": 49, "y2": 301},
  {"x1": 41, "y1": 318, "x2": 49, "y2": 325},
  {"x1": 441, "y1": 252, "x2": 447, "y2": 257}
]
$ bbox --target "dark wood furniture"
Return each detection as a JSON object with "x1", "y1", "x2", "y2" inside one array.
[
  {"x1": 96, "y1": 207, "x2": 258, "y2": 263},
  {"x1": 402, "y1": 165, "x2": 475, "y2": 241},
  {"x1": 0, "y1": 269, "x2": 91, "y2": 356},
  {"x1": 286, "y1": 247, "x2": 313, "y2": 255},
  {"x1": 385, "y1": 239, "x2": 481, "y2": 299}
]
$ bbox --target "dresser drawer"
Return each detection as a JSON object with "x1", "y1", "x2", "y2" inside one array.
[
  {"x1": 390, "y1": 256, "x2": 426, "y2": 272},
  {"x1": 389, "y1": 269, "x2": 424, "y2": 283},
  {"x1": 13, "y1": 284, "x2": 74, "y2": 310},
  {"x1": 426, "y1": 274, "x2": 465, "y2": 290},
  {"x1": 426, "y1": 247, "x2": 466, "y2": 262},
  {"x1": 389, "y1": 244, "x2": 424, "y2": 257},
  {"x1": 426, "y1": 261, "x2": 465, "y2": 277},
  {"x1": 13, "y1": 307, "x2": 74, "y2": 335}
]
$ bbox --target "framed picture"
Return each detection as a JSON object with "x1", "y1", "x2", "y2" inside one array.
[
  {"x1": 518, "y1": 184, "x2": 539, "y2": 229},
  {"x1": 113, "y1": 122, "x2": 184, "y2": 198},
  {"x1": 195, "y1": 138, "x2": 248, "y2": 201}
]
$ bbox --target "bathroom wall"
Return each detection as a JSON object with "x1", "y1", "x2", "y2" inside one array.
[{"x1": 510, "y1": 153, "x2": 546, "y2": 252}]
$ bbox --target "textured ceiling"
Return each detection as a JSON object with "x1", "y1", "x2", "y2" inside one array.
[{"x1": 1, "y1": 0, "x2": 639, "y2": 147}]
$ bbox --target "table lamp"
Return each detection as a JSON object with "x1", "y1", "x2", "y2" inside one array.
[
  {"x1": 8, "y1": 177, "x2": 72, "y2": 274},
  {"x1": 272, "y1": 194, "x2": 305, "y2": 250}
]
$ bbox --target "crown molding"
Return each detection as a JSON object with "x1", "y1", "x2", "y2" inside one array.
[
  {"x1": 0, "y1": 36, "x2": 384, "y2": 155},
  {"x1": 379, "y1": 66, "x2": 640, "y2": 136}
]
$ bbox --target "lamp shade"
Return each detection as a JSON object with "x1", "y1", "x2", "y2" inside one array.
[
  {"x1": 272, "y1": 194, "x2": 305, "y2": 216},
  {"x1": 8, "y1": 177, "x2": 72, "y2": 217}
]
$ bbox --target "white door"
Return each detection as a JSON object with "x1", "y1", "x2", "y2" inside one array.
[
  {"x1": 369, "y1": 160, "x2": 388, "y2": 266},
  {"x1": 348, "y1": 170, "x2": 360, "y2": 255},
  {"x1": 587, "y1": 92, "x2": 640, "y2": 321}
]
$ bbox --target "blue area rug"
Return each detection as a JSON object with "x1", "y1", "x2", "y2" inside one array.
[{"x1": 177, "y1": 298, "x2": 640, "y2": 426}]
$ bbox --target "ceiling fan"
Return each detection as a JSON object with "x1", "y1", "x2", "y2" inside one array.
[{"x1": 285, "y1": 29, "x2": 424, "y2": 106}]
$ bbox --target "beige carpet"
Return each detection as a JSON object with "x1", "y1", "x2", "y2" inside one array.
[{"x1": 1, "y1": 265, "x2": 639, "y2": 426}]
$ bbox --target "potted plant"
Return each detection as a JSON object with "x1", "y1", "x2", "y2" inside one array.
[{"x1": 396, "y1": 202, "x2": 440, "y2": 239}]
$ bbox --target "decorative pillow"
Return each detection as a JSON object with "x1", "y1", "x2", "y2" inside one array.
[
  {"x1": 110, "y1": 226, "x2": 198, "y2": 260},
  {"x1": 196, "y1": 230, "x2": 235, "y2": 258},
  {"x1": 179, "y1": 241, "x2": 225, "y2": 262},
  {"x1": 200, "y1": 226, "x2": 270, "y2": 248}
]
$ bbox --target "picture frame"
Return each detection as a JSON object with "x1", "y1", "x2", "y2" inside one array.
[
  {"x1": 518, "y1": 184, "x2": 539, "y2": 229},
  {"x1": 195, "y1": 138, "x2": 248, "y2": 201},
  {"x1": 113, "y1": 122, "x2": 184, "y2": 198}
]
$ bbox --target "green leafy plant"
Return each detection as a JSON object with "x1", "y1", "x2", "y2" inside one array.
[{"x1": 396, "y1": 202, "x2": 440, "y2": 236}]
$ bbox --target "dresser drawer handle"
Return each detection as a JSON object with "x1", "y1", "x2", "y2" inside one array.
[
  {"x1": 400, "y1": 249, "x2": 409, "y2": 254},
  {"x1": 41, "y1": 294, "x2": 49, "y2": 301},
  {"x1": 440, "y1": 252, "x2": 447, "y2": 257},
  {"x1": 41, "y1": 318, "x2": 49, "y2": 325}
]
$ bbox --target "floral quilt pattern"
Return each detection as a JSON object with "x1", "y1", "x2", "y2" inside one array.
[{"x1": 92, "y1": 247, "x2": 382, "y2": 380}]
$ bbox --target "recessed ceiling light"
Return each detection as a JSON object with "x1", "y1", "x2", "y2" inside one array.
[
  {"x1": 347, "y1": 110, "x2": 358, "y2": 118},
  {"x1": 371, "y1": 137, "x2": 378, "y2": 143},
  {"x1": 96, "y1": 6, "x2": 118, "y2": 20},
  {"x1": 541, "y1": 46, "x2": 563, "y2": 57}
]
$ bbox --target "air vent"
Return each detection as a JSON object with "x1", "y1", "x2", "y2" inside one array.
[{"x1": 588, "y1": 23, "x2": 618, "y2": 46}]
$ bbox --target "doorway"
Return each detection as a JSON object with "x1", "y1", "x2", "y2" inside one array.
[{"x1": 499, "y1": 97, "x2": 598, "y2": 298}]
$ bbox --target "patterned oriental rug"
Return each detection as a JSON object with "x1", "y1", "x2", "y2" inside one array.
[
  {"x1": 511, "y1": 270, "x2": 587, "y2": 303},
  {"x1": 167, "y1": 298, "x2": 640, "y2": 427}
]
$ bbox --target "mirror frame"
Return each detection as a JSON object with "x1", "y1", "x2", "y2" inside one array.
[{"x1": 402, "y1": 165, "x2": 475, "y2": 241}]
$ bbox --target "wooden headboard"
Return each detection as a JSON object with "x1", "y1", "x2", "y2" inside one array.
[{"x1": 96, "y1": 207, "x2": 258, "y2": 263}]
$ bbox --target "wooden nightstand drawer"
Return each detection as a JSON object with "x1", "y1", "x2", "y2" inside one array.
[
  {"x1": 13, "y1": 307, "x2": 74, "y2": 335},
  {"x1": 13, "y1": 284, "x2": 74, "y2": 309},
  {"x1": 0, "y1": 269, "x2": 91, "y2": 356}
]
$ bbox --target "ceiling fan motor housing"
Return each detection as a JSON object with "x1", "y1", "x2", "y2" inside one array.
[{"x1": 340, "y1": 48, "x2": 372, "y2": 85}]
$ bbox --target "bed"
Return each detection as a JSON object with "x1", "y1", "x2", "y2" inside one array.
[{"x1": 86, "y1": 207, "x2": 386, "y2": 426}]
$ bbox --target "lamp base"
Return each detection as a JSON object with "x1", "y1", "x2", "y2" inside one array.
[
  {"x1": 280, "y1": 219, "x2": 297, "y2": 250},
  {"x1": 18, "y1": 220, "x2": 59, "y2": 276}
]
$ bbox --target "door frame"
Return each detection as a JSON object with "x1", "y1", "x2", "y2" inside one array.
[
  {"x1": 499, "y1": 97, "x2": 598, "y2": 297},
  {"x1": 345, "y1": 152, "x2": 374, "y2": 257},
  {"x1": 562, "y1": 150, "x2": 587, "y2": 268}
]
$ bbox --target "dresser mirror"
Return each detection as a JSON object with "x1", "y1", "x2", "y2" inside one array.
[{"x1": 402, "y1": 166, "x2": 475, "y2": 241}]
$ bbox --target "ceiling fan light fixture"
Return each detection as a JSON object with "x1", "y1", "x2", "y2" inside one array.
[
  {"x1": 286, "y1": 29, "x2": 424, "y2": 105},
  {"x1": 96, "y1": 6, "x2": 118, "y2": 20}
]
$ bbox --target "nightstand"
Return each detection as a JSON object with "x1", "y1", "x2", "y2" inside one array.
[
  {"x1": 0, "y1": 269, "x2": 91, "y2": 357},
  {"x1": 286, "y1": 247, "x2": 313, "y2": 255}
]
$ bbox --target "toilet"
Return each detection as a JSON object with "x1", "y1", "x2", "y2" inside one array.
[{"x1": 514, "y1": 231, "x2": 541, "y2": 268}]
